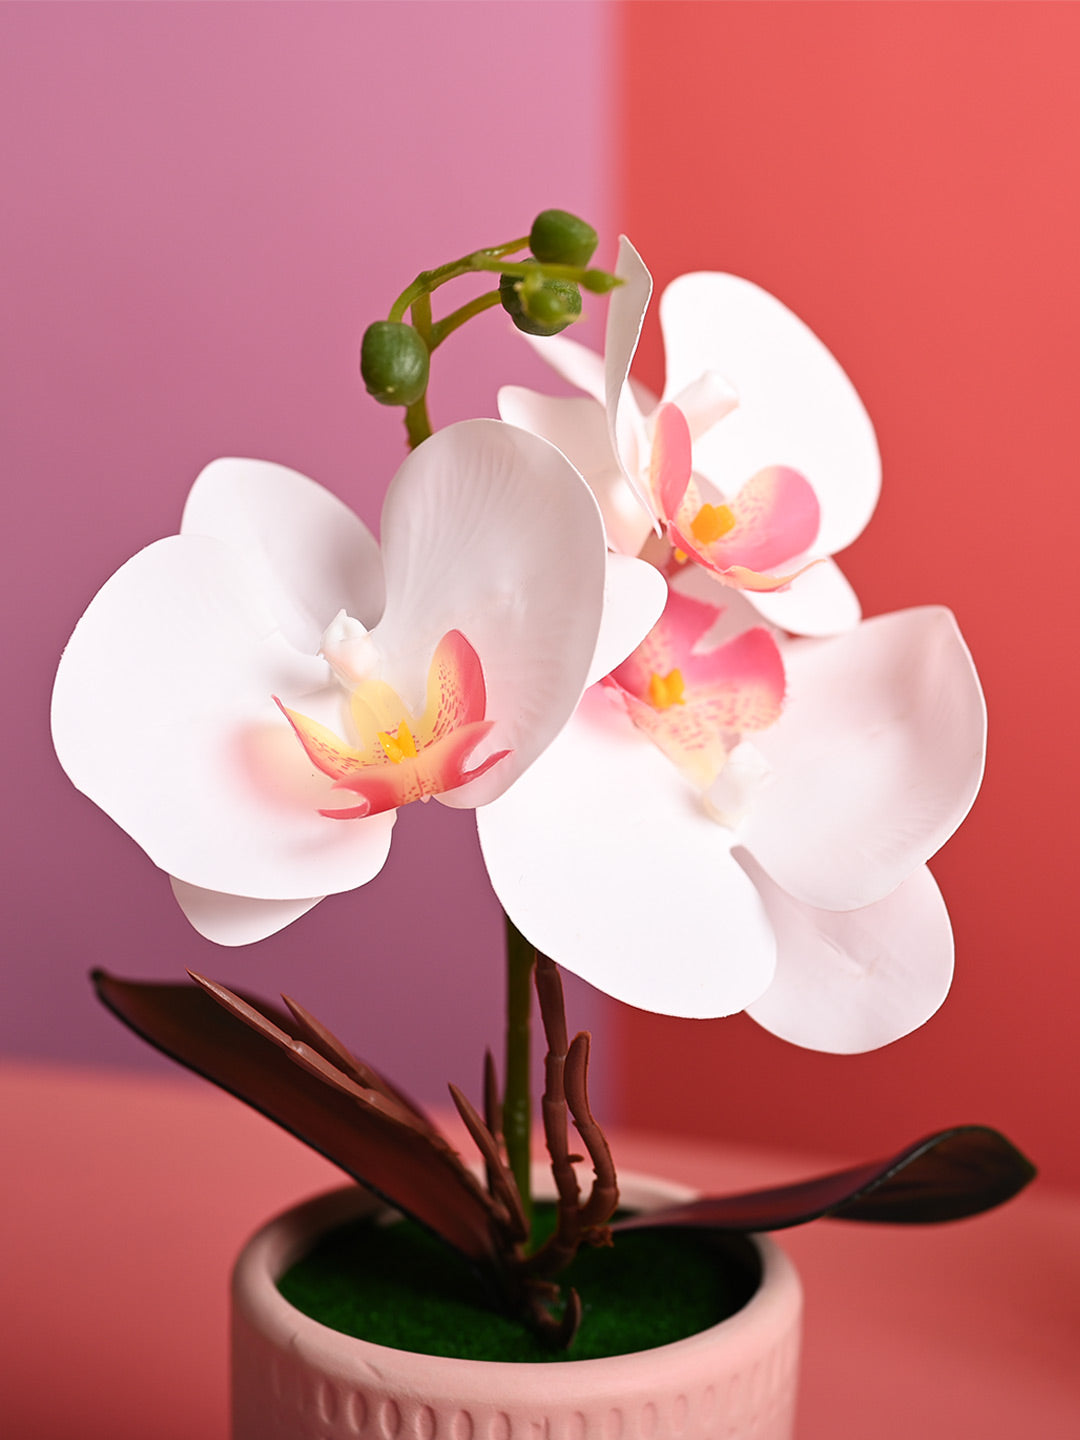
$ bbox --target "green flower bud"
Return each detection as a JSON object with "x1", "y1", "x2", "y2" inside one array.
[
  {"x1": 581, "y1": 268, "x2": 621, "y2": 295},
  {"x1": 499, "y1": 264, "x2": 582, "y2": 337},
  {"x1": 360, "y1": 321, "x2": 430, "y2": 407},
  {"x1": 529, "y1": 209, "x2": 599, "y2": 268}
]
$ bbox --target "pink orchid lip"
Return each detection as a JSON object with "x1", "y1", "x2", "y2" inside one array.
[
  {"x1": 605, "y1": 587, "x2": 786, "y2": 793},
  {"x1": 650, "y1": 403, "x2": 822, "y2": 591},
  {"x1": 275, "y1": 630, "x2": 511, "y2": 820}
]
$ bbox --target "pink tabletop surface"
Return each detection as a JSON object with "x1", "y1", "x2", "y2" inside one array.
[{"x1": 3, "y1": 1061, "x2": 1078, "y2": 1440}]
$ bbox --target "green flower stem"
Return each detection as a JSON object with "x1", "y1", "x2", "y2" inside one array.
[
  {"x1": 403, "y1": 391, "x2": 432, "y2": 450},
  {"x1": 409, "y1": 289, "x2": 434, "y2": 348},
  {"x1": 382, "y1": 237, "x2": 617, "y2": 448},
  {"x1": 402, "y1": 294, "x2": 434, "y2": 455},
  {"x1": 388, "y1": 236, "x2": 530, "y2": 323},
  {"x1": 503, "y1": 913, "x2": 537, "y2": 1233},
  {"x1": 469, "y1": 258, "x2": 607, "y2": 287},
  {"x1": 430, "y1": 290, "x2": 503, "y2": 348}
]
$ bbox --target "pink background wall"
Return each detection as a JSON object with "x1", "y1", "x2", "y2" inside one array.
[
  {"x1": 1, "y1": 2, "x2": 616, "y2": 1106},
  {"x1": 616, "y1": 2, "x2": 1080, "y2": 1190}
]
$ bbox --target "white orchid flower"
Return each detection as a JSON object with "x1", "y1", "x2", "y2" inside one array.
[
  {"x1": 478, "y1": 588, "x2": 986, "y2": 1054},
  {"x1": 499, "y1": 238, "x2": 880, "y2": 637},
  {"x1": 52, "y1": 420, "x2": 662, "y2": 947}
]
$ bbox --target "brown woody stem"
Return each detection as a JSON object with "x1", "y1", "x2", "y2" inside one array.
[
  {"x1": 565, "y1": 1031, "x2": 619, "y2": 1231},
  {"x1": 503, "y1": 914, "x2": 536, "y2": 1232}
]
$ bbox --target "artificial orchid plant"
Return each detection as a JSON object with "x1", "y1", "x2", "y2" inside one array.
[{"x1": 53, "y1": 211, "x2": 1032, "y2": 1348}]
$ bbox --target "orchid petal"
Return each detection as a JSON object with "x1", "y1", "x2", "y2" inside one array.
[
  {"x1": 609, "y1": 588, "x2": 783, "y2": 716},
  {"x1": 372, "y1": 420, "x2": 607, "y2": 807},
  {"x1": 650, "y1": 402, "x2": 694, "y2": 519},
  {"x1": 275, "y1": 699, "x2": 369, "y2": 783},
  {"x1": 478, "y1": 686, "x2": 777, "y2": 1018},
  {"x1": 182, "y1": 457, "x2": 385, "y2": 653},
  {"x1": 744, "y1": 608, "x2": 986, "y2": 909},
  {"x1": 743, "y1": 558, "x2": 861, "y2": 636},
  {"x1": 280, "y1": 632, "x2": 513, "y2": 820},
  {"x1": 278, "y1": 630, "x2": 495, "y2": 791},
  {"x1": 587, "y1": 553, "x2": 667, "y2": 687},
  {"x1": 605, "y1": 237, "x2": 656, "y2": 519},
  {"x1": 695, "y1": 556, "x2": 821, "y2": 594},
  {"x1": 519, "y1": 331, "x2": 608, "y2": 404},
  {"x1": 652, "y1": 414, "x2": 822, "y2": 593},
  {"x1": 666, "y1": 562, "x2": 779, "y2": 642},
  {"x1": 321, "y1": 723, "x2": 507, "y2": 820},
  {"x1": 520, "y1": 329, "x2": 661, "y2": 421},
  {"x1": 497, "y1": 388, "x2": 612, "y2": 477},
  {"x1": 169, "y1": 880, "x2": 324, "y2": 947},
  {"x1": 51, "y1": 534, "x2": 395, "y2": 900},
  {"x1": 660, "y1": 273, "x2": 880, "y2": 555},
  {"x1": 741, "y1": 858, "x2": 954, "y2": 1053},
  {"x1": 497, "y1": 387, "x2": 653, "y2": 555},
  {"x1": 692, "y1": 466, "x2": 820, "y2": 574},
  {"x1": 667, "y1": 371, "x2": 739, "y2": 443},
  {"x1": 607, "y1": 589, "x2": 785, "y2": 791}
]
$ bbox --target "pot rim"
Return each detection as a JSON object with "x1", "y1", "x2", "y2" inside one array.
[{"x1": 232, "y1": 1171, "x2": 803, "y2": 1389}]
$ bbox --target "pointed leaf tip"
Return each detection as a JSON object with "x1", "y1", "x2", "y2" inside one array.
[
  {"x1": 91, "y1": 970, "x2": 504, "y2": 1269},
  {"x1": 832, "y1": 1126, "x2": 1036, "y2": 1224},
  {"x1": 612, "y1": 1125, "x2": 1036, "y2": 1236}
]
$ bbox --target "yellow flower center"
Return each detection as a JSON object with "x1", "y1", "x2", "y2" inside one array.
[
  {"x1": 378, "y1": 720, "x2": 418, "y2": 764},
  {"x1": 690, "y1": 502, "x2": 736, "y2": 545},
  {"x1": 648, "y1": 668, "x2": 686, "y2": 710}
]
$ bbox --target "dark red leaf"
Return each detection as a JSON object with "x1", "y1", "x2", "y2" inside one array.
[
  {"x1": 279, "y1": 991, "x2": 436, "y2": 1130},
  {"x1": 92, "y1": 970, "x2": 504, "y2": 1271},
  {"x1": 612, "y1": 1127, "x2": 1036, "y2": 1235}
]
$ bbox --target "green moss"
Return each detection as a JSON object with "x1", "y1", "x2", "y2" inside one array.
[{"x1": 277, "y1": 1208, "x2": 759, "y2": 1363}]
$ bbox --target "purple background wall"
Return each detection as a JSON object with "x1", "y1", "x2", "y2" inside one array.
[{"x1": 1, "y1": 2, "x2": 616, "y2": 1110}]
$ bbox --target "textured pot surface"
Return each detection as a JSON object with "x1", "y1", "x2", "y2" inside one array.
[{"x1": 231, "y1": 1174, "x2": 802, "y2": 1440}]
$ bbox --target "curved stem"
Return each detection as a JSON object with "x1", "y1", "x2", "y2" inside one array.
[
  {"x1": 431, "y1": 289, "x2": 503, "y2": 348},
  {"x1": 503, "y1": 913, "x2": 536, "y2": 1233},
  {"x1": 389, "y1": 235, "x2": 530, "y2": 322},
  {"x1": 468, "y1": 258, "x2": 599, "y2": 285},
  {"x1": 381, "y1": 236, "x2": 616, "y2": 440},
  {"x1": 409, "y1": 290, "x2": 434, "y2": 348},
  {"x1": 389, "y1": 278, "x2": 429, "y2": 325}
]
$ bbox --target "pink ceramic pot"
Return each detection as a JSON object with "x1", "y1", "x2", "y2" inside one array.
[{"x1": 231, "y1": 1173, "x2": 802, "y2": 1440}]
